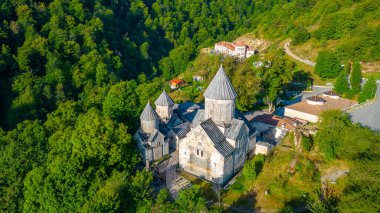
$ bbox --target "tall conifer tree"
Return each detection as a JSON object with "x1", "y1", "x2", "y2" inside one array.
[
  {"x1": 334, "y1": 70, "x2": 349, "y2": 95},
  {"x1": 351, "y1": 61, "x2": 362, "y2": 94}
]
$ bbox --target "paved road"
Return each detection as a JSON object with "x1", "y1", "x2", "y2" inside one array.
[
  {"x1": 284, "y1": 41, "x2": 316, "y2": 66},
  {"x1": 350, "y1": 83, "x2": 380, "y2": 131}
]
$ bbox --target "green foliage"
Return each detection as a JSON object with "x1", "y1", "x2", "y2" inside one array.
[
  {"x1": 175, "y1": 185, "x2": 207, "y2": 213},
  {"x1": 153, "y1": 189, "x2": 174, "y2": 212},
  {"x1": 0, "y1": 0, "x2": 379, "y2": 211},
  {"x1": 261, "y1": 51, "x2": 295, "y2": 111},
  {"x1": 358, "y1": 78, "x2": 377, "y2": 103},
  {"x1": 292, "y1": 27, "x2": 310, "y2": 45},
  {"x1": 130, "y1": 170, "x2": 154, "y2": 204},
  {"x1": 243, "y1": 154, "x2": 265, "y2": 180},
  {"x1": 102, "y1": 80, "x2": 140, "y2": 122},
  {"x1": 315, "y1": 50, "x2": 341, "y2": 79},
  {"x1": 301, "y1": 135, "x2": 313, "y2": 151},
  {"x1": 312, "y1": 110, "x2": 380, "y2": 212},
  {"x1": 315, "y1": 110, "x2": 375, "y2": 160},
  {"x1": 334, "y1": 70, "x2": 349, "y2": 95},
  {"x1": 350, "y1": 61, "x2": 362, "y2": 94},
  {"x1": 338, "y1": 148, "x2": 380, "y2": 212},
  {"x1": 233, "y1": 61, "x2": 261, "y2": 111},
  {"x1": 0, "y1": 120, "x2": 47, "y2": 212},
  {"x1": 21, "y1": 108, "x2": 139, "y2": 212}
]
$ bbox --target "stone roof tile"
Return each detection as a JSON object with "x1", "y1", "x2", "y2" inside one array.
[
  {"x1": 155, "y1": 91, "x2": 175, "y2": 107},
  {"x1": 203, "y1": 66, "x2": 237, "y2": 100},
  {"x1": 140, "y1": 101, "x2": 160, "y2": 121}
]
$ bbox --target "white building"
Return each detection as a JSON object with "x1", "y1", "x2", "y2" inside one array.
[
  {"x1": 214, "y1": 41, "x2": 257, "y2": 59},
  {"x1": 284, "y1": 91, "x2": 357, "y2": 123},
  {"x1": 255, "y1": 141, "x2": 273, "y2": 155}
]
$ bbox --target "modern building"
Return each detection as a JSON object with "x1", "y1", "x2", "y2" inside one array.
[{"x1": 284, "y1": 91, "x2": 357, "y2": 123}]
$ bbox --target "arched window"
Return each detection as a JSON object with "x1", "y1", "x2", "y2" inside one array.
[{"x1": 201, "y1": 151, "x2": 204, "y2": 157}]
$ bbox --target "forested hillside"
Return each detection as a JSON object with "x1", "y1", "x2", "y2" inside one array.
[
  {"x1": 0, "y1": 0, "x2": 379, "y2": 212},
  {"x1": 0, "y1": 0, "x2": 272, "y2": 211}
]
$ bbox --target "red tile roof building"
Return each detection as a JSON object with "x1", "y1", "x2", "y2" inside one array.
[{"x1": 214, "y1": 41, "x2": 257, "y2": 59}]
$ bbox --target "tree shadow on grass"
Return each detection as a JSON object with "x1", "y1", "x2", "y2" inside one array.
[{"x1": 225, "y1": 190, "x2": 258, "y2": 213}]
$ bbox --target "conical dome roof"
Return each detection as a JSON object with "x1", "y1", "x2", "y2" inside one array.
[
  {"x1": 204, "y1": 65, "x2": 237, "y2": 100},
  {"x1": 155, "y1": 91, "x2": 175, "y2": 107},
  {"x1": 140, "y1": 101, "x2": 160, "y2": 121}
]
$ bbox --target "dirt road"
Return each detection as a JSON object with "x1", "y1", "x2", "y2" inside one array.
[{"x1": 284, "y1": 41, "x2": 316, "y2": 67}]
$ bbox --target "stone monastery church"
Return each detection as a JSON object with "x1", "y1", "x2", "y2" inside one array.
[{"x1": 134, "y1": 66, "x2": 257, "y2": 185}]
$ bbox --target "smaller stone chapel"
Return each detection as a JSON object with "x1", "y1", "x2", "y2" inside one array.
[{"x1": 134, "y1": 65, "x2": 257, "y2": 185}]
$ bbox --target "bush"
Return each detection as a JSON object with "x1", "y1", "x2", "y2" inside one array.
[
  {"x1": 315, "y1": 50, "x2": 341, "y2": 78},
  {"x1": 358, "y1": 78, "x2": 377, "y2": 103},
  {"x1": 243, "y1": 154, "x2": 266, "y2": 180},
  {"x1": 301, "y1": 135, "x2": 313, "y2": 151},
  {"x1": 292, "y1": 27, "x2": 310, "y2": 45},
  {"x1": 350, "y1": 61, "x2": 362, "y2": 94}
]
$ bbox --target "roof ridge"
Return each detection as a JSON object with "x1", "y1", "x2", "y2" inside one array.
[{"x1": 203, "y1": 65, "x2": 237, "y2": 100}]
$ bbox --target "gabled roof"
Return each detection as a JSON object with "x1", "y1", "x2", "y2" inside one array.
[
  {"x1": 140, "y1": 101, "x2": 160, "y2": 121},
  {"x1": 225, "y1": 119, "x2": 246, "y2": 140},
  {"x1": 200, "y1": 118, "x2": 235, "y2": 157},
  {"x1": 200, "y1": 119, "x2": 225, "y2": 145},
  {"x1": 170, "y1": 79, "x2": 184, "y2": 84},
  {"x1": 190, "y1": 110, "x2": 205, "y2": 128},
  {"x1": 167, "y1": 116, "x2": 184, "y2": 128},
  {"x1": 235, "y1": 109, "x2": 256, "y2": 137},
  {"x1": 251, "y1": 114, "x2": 296, "y2": 131},
  {"x1": 155, "y1": 91, "x2": 175, "y2": 107},
  {"x1": 173, "y1": 122, "x2": 191, "y2": 138},
  {"x1": 204, "y1": 66, "x2": 237, "y2": 100}
]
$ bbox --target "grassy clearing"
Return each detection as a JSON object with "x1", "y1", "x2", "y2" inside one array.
[
  {"x1": 283, "y1": 54, "x2": 331, "y2": 86},
  {"x1": 221, "y1": 133, "x2": 333, "y2": 212},
  {"x1": 178, "y1": 171, "x2": 215, "y2": 201},
  {"x1": 363, "y1": 72, "x2": 380, "y2": 80}
]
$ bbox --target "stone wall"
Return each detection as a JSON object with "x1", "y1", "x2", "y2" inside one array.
[
  {"x1": 205, "y1": 98, "x2": 235, "y2": 124},
  {"x1": 156, "y1": 105, "x2": 173, "y2": 120},
  {"x1": 141, "y1": 119, "x2": 158, "y2": 134},
  {"x1": 178, "y1": 125, "x2": 225, "y2": 183}
]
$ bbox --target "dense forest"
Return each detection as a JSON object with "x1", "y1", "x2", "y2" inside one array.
[{"x1": 0, "y1": 0, "x2": 379, "y2": 212}]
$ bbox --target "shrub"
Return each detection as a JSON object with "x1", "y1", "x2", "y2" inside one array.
[
  {"x1": 242, "y1": 154, "x2": 266, "y2": 181},
  {"x1": 315, "y1": 50, "x2": 341, "y2": 78},
  {"x1": 334, "y1": 70, "x2": 349, "y2": 95},
  {"x1": 358, "y1": 78, "x2": 377, "y2": 103},
  {"x1": 350, "y1": 61, "x2": 362, "y2": 94},
  {"x1": 292, "y1": 27, "x2": 310, "y2": 45},
  {"x1": 301, "y1": 135, "x2": 313, "y2": 151}
]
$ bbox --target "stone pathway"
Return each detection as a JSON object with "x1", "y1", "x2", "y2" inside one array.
[
  {"x1": 166, "y1": 151, "x2": 191, "y2": 198},
  {"x1": 321, "y1": 170, "x2": 349, "y2": 184},
  {"x1": 284, "y1": 40, "x2": 316, "y2": 67}
]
